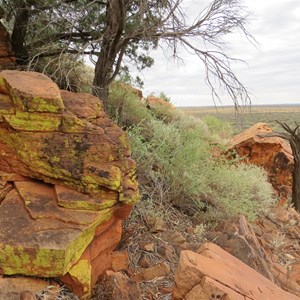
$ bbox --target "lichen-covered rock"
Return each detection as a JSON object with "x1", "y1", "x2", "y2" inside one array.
[
  {"x1": 0, "y1": 70, "x2": 140, "y2": 299},
  {"x1": 228, "y1": 122, "x2": 293, "y2": 200},
  {"x1": 0, "y1": 70, "x2": 139, "y2": 204}
]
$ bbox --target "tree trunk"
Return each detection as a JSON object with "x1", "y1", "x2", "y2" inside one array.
[
  {"x1": 11, "y1": 6, "x2": 30, "y2": 65},
  {"x1": 292, "y1": 161, "x2": 300, "y2": 211},
  {"x1": 275, "y1": 122, "x2": 300, "y2": 212},
  {"x1": 92, "y1": 0, "x2": 125, "y2": 110}
]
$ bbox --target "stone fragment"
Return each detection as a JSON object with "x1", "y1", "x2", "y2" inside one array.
[
  {"x1": 102, "y1": 270, "x2": 142, "y2": 300},
  {"x1": 112, "y1": 250, "x2": 129, "y2": 272},
  {"x1": 157, "y1": 244, "x2": 176, "y2": 261},
  {"x1": 173, "y1": 246, "x2": 300, "y2": 300},
  {"x1": 138, "y1": 253, "x2": 152, "y2": 268},
  {"x1": 132, "y1": 263, "x2": 171, "y2": 282},
  {"x1": 139, "y1": 242, "x2": 155, "y2": 252}
]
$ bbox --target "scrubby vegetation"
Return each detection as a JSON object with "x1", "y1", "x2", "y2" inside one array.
[{"x1": 108, "y1": 82, "x2": 276, "y2": 228}]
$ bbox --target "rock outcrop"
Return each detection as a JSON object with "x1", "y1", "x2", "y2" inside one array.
[
  {"x1": 0, "y1": 22, "x2": 15, "y2": 69},
  {"x1": 173, "y1": 243, "x2": 300, "y2": 300},
  {"x1": 0, "y1": 70, "x2": 140, "y2": 298},
  {"x1": 228, "y1": 122, "x2": 293, "y2": 201}
]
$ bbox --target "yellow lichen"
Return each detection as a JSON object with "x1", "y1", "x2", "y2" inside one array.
[
  {"x1": 68, "y1": 259, "x2": 92, "y2": 298},
  {"x1": 58, "y1": 199, "x2": 116, "y2": 211}
]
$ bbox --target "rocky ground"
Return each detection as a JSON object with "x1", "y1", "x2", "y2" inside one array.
[{"x1": 91, "y1": 199, "x2": 300, "y2": 299}]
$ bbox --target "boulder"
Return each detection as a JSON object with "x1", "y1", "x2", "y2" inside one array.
[
  {"x1": 173, "y1": 244, "x2": 300, "y2": 300},
  {"x1": 228, "y1": 123, "x2": 293, "y2": 200},
  {"x1": 0, "y1": 70, "x2": 140, "y2": 298}
]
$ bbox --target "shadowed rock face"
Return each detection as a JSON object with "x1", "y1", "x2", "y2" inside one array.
[
  {"x1": 0, "y1": 70, "x2": 140, "y2": 298},
  {"x1": 0, "y1": 22, "x2": 15, "y2": 69},
  {"x1": 228, "y1": 122, "x2": 293, "y2": 200}
]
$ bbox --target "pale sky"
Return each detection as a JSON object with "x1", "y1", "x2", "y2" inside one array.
[{"x1": 138, "y1": 0, "x2": 300, "y2": 107}]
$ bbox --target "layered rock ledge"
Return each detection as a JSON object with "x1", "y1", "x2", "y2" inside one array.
[{"x1": 0, "y1": 70, "x2": 140, "y2": 298}]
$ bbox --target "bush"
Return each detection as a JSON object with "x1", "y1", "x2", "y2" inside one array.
[
  {"x1": 129, "y1": 115, "x2": 275, "y2": 226},
  {"x1": 200, "y1": 162, "x2": 275, "y2": 222},
  {"x1": 129, "y1": 118, "x2": 211, "y2": 202},
  {"x1": 106, "y1": 80, "x2": 275, "y2": 227},
  {"x1": 202, "y1": 115, "x2": 233, "y2": 141},
  {"x1": 108, "y1": 81, "x2": 152, "y2": 128}
]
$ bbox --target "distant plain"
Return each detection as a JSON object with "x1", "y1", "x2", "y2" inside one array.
[{"x1": 179, "y1": 104, "x2": 300, "y2": 133}]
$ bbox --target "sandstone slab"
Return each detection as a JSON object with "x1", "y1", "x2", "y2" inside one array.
[{"x1": 173, "y1": 245, "x2": 300, "y2": 300}]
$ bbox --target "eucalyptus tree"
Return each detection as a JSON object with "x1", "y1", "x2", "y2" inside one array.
[{"x1": 1, "y1": 0, "x2": 254, "y2": 108}]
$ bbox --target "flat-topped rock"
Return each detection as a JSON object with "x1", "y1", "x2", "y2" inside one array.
[{"x1": 0, "y1": 70, "x2": 64, "y2": 113}]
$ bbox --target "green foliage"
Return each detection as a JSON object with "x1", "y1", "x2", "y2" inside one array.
[
  {"x1": 199, "y1": 162, "x2": 275, "y2": 222},
  {"x1": 129, "y1": 118, "x2": 211, "y2": 201},
  {"x1": 158, "y1": 91, "x2": 171, "y2": 103},
  {"x1": 107, "y1": 81, "x2": 275, "y2": 227},
  {"x1": 202, "y1": 115, "x2": 233, "y2": 140},
  {"x1": 108, "y1": 82, "x2": 152, "y2": 128}
]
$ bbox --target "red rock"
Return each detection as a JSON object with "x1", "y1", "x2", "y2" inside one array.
[
  {"x1": 138, "y1": 253, "x2": 152, "y2": 268},
  {"x1": 289, "y1": 264, "x2": 300, "y2": 285},
  {"x1": 228, "y1": 123, "x2": 293, "y2": 197},
  {"x1": 205, "y1": 209, "x2": 300, "y2": 297},
  {"x1": 132, "y1": 263, "x2": 171, "y2": 282},
  {"x1": 0, "y1": 71, "x2": 140, "y2": 299},
  {"x1": 173, "y1": 246, "x2": 300, "y2": 300},
  {"x1": 0, "y1": 277, "x2": 58, "y2": 300},
  {"x1": 0, "y1": 22, "x2": 15, "y2": 70},
  {"x1": 157, "y1": 244, "x2": 176, "y2": 261},
  {"x1": 112, "y1": 250, "x2": 129, "y2": 272},
  {"x1": 139, "y1": 242, "x2": 155, "y2": 252},
  {"x1": 102, "y1": 270, "x2": 142, "y2": 300},
  {"x1": 20, "y1": 291, "x2": 36, "y2": 300}
]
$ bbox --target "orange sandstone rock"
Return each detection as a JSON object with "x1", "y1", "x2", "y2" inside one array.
[
  {"x1": 228, "y1": 122, "x2": 293, "y2": 199},
  {"x1": 173, "y1": 245, "x2": 300, "y2": 300},
  {"x1": 0, "y1": 70, "x2": 140, "y2": 299}
]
